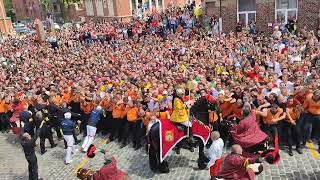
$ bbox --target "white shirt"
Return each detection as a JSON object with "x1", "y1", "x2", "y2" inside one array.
[
  {"x1": 262, "y1": 87, "x2": 281, "y2": 97},
  {"x1": 207, "y1": 138, "x2": 224, "y2": 168}
]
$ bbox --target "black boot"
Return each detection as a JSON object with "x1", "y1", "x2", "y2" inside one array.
[
  {"x1": 296, "y1": 146, "x2": 303, "y2": 154},
  {"x1": 288, "y1": 147, "x2": 293, "y2": 156},
  {"x1": 175, "y1": 147, "x2": 181, "y2": 154},
  {"x1": 41, "y1": 150, "x2": 47, "y2": 155},
  {"x1": 51, "y1": 144, "x2": 58, "y2": 148},
  {"x1": 188, "y1": 127, "x2": 195, "y2": 144}
]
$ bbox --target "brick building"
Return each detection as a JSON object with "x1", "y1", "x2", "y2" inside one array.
[
  {"x1": 12, "y1": 0, "x2": 62, "y2": 21},
  {"x1": 203, "y1": 0, "x2": 320, "y2": 33},
  {"x1": 83, "y1": 0, "x2": 201, "y2": 20},
  {"x1": 0, "y1": 0, "x2": 12, "y2": 34}
]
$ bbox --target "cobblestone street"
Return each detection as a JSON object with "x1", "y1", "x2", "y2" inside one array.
[{"x1": 1, "y1": 132, "x2": 320, "y2": 180}]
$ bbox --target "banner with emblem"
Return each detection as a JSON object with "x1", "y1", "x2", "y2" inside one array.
[
  {"x1": 159, "y1": 118, "x2": 186, "y2": 162},
  {"x1": 158, "y1": 118, "x2": 211, "y2": 162}
]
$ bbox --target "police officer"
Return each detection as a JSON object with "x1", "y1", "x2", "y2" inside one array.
[
  {"x1": 61, "y1": 112, "x2": 77, "y2": 164},
  {"x1": 21, "y1": 121, "x2": 45, "y2": 180},
  {"x1": 81, "y1": 106, "x2": 103, "y2": 152},
  {"x1": 35, "y1": 109, "x2": 57, "y2": 155},
  {"x1": 48, "y1": 103, "x2": 63, "y2": 140},
  {"x1": 20, "y1": 106, "x2": 35, "y2": 137}
]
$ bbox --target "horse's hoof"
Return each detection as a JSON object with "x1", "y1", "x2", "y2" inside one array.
[
  {"x1": 160, "y1": 168, "x2": 170, "y2": 173},
  {"x1": 150, "y1": 168, "x2": 158, "y2": 172},
  {"x1": 176, "y1": 148, "x2": 181, "y2": 154},
  {"x1": 189, "y1": 147, "x2": 194, "y2": 152},
  {"x1": 198, "y1": 163, "x2": 207, "y2": 170}
]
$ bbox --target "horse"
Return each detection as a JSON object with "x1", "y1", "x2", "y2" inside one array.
[{"x1": 148, "y1": 96, "x2": 218, "y2": 173}]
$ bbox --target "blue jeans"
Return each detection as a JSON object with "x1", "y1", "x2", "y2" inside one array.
[
  {"x1": 300, "y1": 113, "x2": 320, "y2": 144},
  {"x1": 169, "y1": 23, "x2": 177, "y2": 33},
  {"x1": 85, "y1": 38, "x2": 91, "y2": 46}
]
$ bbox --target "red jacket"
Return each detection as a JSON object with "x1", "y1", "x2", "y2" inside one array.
[
  {"x1": 93, "y1": 158, "x2": 125, "y2": 180},
  {"x1": 217, "y1": 154, "x2": 256, "y2": 180}
]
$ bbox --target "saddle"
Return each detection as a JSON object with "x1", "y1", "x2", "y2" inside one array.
[{"x1": 175, "y1": 123, "x2": 187, "y2": 133}]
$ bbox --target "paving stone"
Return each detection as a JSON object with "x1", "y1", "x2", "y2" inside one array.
[{"x1": 1, "y1": 133, "x2": 320, "y2": 179}]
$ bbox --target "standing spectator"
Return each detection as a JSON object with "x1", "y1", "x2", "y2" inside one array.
[
  {"x1": 207, "y1": 131, "x2": 224, "y2": 179},
  {"x1": 302, "y1": 90, "x2": 320, "y2": 152},
  {"x1": 61, "y1": 112, "x2": 77, "y2": 164},
  {"x1": 0, "y1": 95, "x2": 10, "y2": 133},
  {"x1": 81, "y1": 106, "x2": 103, "y2": 152}
]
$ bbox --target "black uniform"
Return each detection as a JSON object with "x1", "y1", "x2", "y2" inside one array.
[
  {"x1": 21, "y1": 130, "x2": 40, "y2": 180},
  {"x1": 48, "y1": 103, "x2": 63, "y2": 139},
  {"x1": 35, "y1": 109, "x2": 57, "y2": 154},
  {"x1": 20, "y1": 110, "x2": 35, "y2": 137}
]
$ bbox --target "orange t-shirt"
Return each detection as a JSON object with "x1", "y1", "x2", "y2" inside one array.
[
  {"x1": 303, "y1": 95, "x2": 320, "y2": 115},
  {"x1": 231, "y1": 105, "x2": 243, "y2": 120},
  {"x1": 100, "y1": 98, "x2": 110, "y2": 109},
  {"x1": 127, "y1": 90, "x2": 137, "y2": 100},
  {"x1": 263, "y1": 108, "x2": 283, "y2": 125},
  {"x1": 126, "y1": 107, "x2": 139, "y2": 122},
  {"x1": 81, "y1": 101, "x2": 95, "y2": 114},
  {"x1": 52, "y1": 95, "x2": 63, "y2": 107},
  {"x1": 0, "y1": 100, "x2": 9, "y2": 113},
  {"x1": 286, "y1": 106, "x2": 300, "y2": 122},
  {"x1": 112, "y1": 104, "x2": 125, "y2": 119},
  {"x1": 61, "y1": 91, "x2": 72, "y2": 103},
  {"x1": 220, "y1": 101, "x2": 234, "y2": 118}
]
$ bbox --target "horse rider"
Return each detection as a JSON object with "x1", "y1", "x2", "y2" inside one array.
[{"x1": 171, "y1": 88, "x2": 195, "y2": 152}]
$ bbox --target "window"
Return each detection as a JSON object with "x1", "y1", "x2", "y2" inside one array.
[
  {"x1": 53, "y1": 4, "x2": 58, "y2": 12},
  {"x1": 237, "y1": 0, "x2": 256, "y2": 26},
  {"x1": 158, "y1": 0, "x2": 163, "y2": 9},
  {"x1": 131, "y1": 0, "x2": 137, "y2": 14},
  {"x1": 276, "y1": 0, "x2": 298, "y2": 23},
  {"x1": 152, "y1": 0, "x2": 156, "y2": 8}
]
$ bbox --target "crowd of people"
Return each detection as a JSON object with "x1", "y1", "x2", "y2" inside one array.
[{"x1": 0, "y1": 3, "x2": 320, "y2": 180}]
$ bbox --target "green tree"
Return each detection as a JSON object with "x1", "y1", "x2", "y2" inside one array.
[
  {"x1": 41, "y1": 0, "x2": 53, "y2": 12},
  {"x1": 4, "y1": 0, "x2": 15, "y2": 20}
]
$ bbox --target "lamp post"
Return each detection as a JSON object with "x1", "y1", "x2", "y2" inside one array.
[{"x1": 219, "y1": 0, "x2": 221, "y2": 18}]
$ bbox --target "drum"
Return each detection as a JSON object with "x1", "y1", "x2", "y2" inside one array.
[
  {"x1": 248, "y1": 163, "x2": 264, "y2": 175},
  {"x1": 77, "y1": 168, "x2": 94, "y2": 180}
]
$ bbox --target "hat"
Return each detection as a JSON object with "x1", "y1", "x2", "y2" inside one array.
[
  {"x1": 176, "y1": 89, "x2": 184, "y2": 95},
  {"x1": 64, "y1": 112, "x2": 71, "y2": 119},
  {"x1": 163, "y1": 90, "x2": 168, "y2": 95},
  {"x1": 45, "y1": 91, "x2": 50, "y2": 96}
]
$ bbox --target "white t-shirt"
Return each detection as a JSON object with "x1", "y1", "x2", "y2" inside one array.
[
  {"x1": 207, "y1": 138, "x2": 224, "y2": 168},
  {"x1": 262, "y1": 87, "x2": 281, "y2": 97}
]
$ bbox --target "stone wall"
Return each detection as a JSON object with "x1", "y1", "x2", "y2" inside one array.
[
  {"x1": 298, "y1": 0, "x2": 320, "y2": 30},
  {"x1": 256, "y1": 0, "x2": 275, "y2": 34},
  {"x1": 220, "y1": 0, "x2": 237, "y2": 33}
]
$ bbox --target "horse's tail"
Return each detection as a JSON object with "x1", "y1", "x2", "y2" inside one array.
[{"x1": 148, "y1": 122, "x2": 160, "y2": 171}]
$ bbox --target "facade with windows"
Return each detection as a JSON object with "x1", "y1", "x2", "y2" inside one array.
[
  {"x1": 205, "y1": 0, "x2": 320, "y2": 33},
  {"x1": 83, "y1": 0, "x2": 192, "y2": 20},
  {"x1": 12, "y1": 0, "x2": 62, "y2": 21}
]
